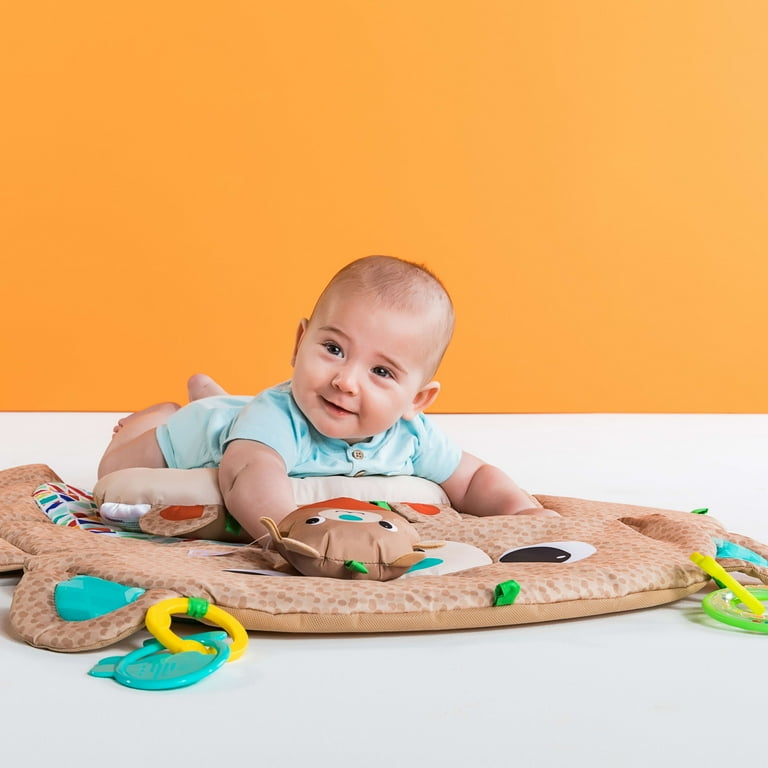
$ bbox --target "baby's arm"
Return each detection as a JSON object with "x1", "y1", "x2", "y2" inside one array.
[
  {"x1": 440, "y1": 452, "x2": 556, "y2": 517},
  {"x1": 218, "y1": 439, "x2": 297, "y2": 540}
]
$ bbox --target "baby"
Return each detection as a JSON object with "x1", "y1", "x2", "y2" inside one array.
[{"x1": 98, "y1": 255, "x2": 554, "y2": 538}]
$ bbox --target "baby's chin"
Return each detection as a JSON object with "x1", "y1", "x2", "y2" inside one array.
[{"x1": 306, "y1": 418, "x2": 373, "y2": 445}]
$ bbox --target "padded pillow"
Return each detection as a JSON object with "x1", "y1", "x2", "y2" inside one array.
[{"x1": 93, "y1": 467, "x2": 450, "y2": 508}]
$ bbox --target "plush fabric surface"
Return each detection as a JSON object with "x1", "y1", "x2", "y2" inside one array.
[
  {"x1": 4, "y1": 463, "x2": 768, "y2": 652},
  {"x1": 93, "y1": 467, "x2": 451, "y2": 508}
]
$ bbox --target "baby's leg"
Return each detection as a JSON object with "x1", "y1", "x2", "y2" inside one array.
[
  {"x1": 187, "y1": 373, "x2": 228, "y2": 401},
  {"x1": 98, "y1": 401, "x2": 179, "y2": 479}
]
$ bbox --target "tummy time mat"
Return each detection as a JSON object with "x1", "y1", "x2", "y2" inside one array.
[{"x1": 3, "y1": 463, "x2": 768, "y2": 652}]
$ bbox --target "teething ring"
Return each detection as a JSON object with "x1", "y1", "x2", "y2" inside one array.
[
  {"x1": 145, "y1": 597, "x2": 249, "y2": 661},
  {"x1": 702, "y1": 586, "x2": 768, "y2": 633}
]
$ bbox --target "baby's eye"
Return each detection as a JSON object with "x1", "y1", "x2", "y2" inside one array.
[
  {"x1": 323, "y1": 342, "x2": 343, "y2": 357},
  {"x1": 372, "y1": 366, "x2": 393, "y2": 379}
]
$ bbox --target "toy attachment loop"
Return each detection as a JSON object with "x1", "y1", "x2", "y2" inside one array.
[
  {"x1": 691, "y1": 551, "x2": 768, "y2": 633},
  {"x1": 690, "y1": 552, "x2": 765, "y2": 616},
  {"x1": 145, "y1": 597, "x2": 249, "y2": 661}
]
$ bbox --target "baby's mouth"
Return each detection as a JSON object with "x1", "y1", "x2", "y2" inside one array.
[{"x1": 321, "y1": 396, "x2": 355, "y2": 416}]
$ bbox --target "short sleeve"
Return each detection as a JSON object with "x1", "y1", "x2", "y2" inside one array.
[
  {"x1": 224, "y1": 384, "x2": 308, "y2": 471},
  {"x1": 408, "y1": 415, "x2": 462, "y2": 483}
]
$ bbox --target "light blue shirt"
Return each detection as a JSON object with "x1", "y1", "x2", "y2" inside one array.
[{"x1": 156, "y1": 382, "x2": 462, "y2": 483}]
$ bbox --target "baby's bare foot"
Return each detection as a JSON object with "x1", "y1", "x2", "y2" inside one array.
[
  {"x1": 187, "y1": 373, "x2": 228, "y2": 401},
  {"x1": 112, "y1": 418, "x2": 127, "y2": 436}
]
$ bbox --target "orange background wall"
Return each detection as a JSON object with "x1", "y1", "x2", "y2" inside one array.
[{"x1": 2, "y1": 2, "x2": 767, "y2": 413}]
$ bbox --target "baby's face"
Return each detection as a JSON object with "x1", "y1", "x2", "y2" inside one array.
[{"x1": 290, "y1": 292, "x2": 440, "y2": 443}]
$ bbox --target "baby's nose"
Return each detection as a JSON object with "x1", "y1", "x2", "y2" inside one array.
[{"x1": 332, "y1": 368, "x2": 359, "y2": 393}]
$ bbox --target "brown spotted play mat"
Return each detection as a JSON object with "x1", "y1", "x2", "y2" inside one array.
[{"x1": 3, "y1": 463, "x2": 768, "y2": 652}]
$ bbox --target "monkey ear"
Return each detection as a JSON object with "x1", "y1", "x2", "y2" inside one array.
[
  {"x1": 390, "y1": 551, "x2": 427, "y2": 569},
  {"x1": 278, "y1": 537, "x2": 323, "y2": 559},
  {"x1": 260, "y1": 516, "x2": 323, "y2": 559},
  {"x1": 259, "y1": 516, "x2": 284, "y2": 544}
]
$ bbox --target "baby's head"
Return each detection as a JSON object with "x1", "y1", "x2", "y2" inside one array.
[
  {"x1": 291, "y1": 256, "x2": 455, "y2": 443},
  {"x1": 312, "y1": 256, "x2": 455, "y2": 376}
]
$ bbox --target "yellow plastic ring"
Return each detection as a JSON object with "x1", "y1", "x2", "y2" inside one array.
[{"x1": 145, "y1": 597, "x2": 249, "y2": 662}]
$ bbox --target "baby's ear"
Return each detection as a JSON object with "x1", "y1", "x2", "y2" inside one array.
[
  {"x1": 290, "y1": 318, "x2": 309, "y2": 366},
  {"x1": 403, "y1": 381, "x2": 441, "y2": 420}
]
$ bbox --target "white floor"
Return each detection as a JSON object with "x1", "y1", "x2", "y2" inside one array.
[{"x1": 2, "y1": 412, "x2": 767, "y2": 767}]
